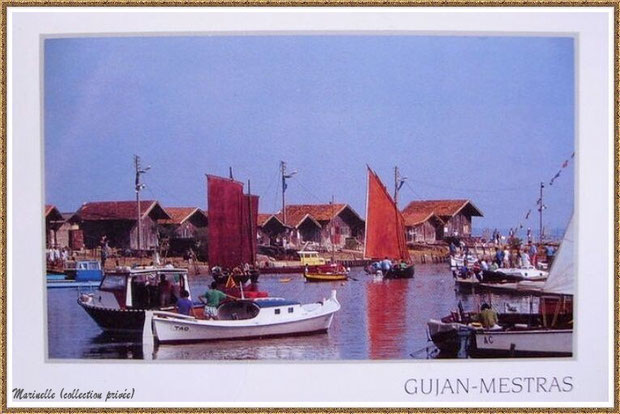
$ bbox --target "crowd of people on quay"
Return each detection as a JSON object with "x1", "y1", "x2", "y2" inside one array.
[{"x1": 449, "y1": 231, "x2": 557, "y2": 281}]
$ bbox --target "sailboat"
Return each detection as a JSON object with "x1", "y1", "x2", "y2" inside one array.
[
  {"x1": 364, "y1": 167, "x2": 414, "y2": 279},
  {"x1": 207, "y1": 174, "x2": 260, "y2": 285}
]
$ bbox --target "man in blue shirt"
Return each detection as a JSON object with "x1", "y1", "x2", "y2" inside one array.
[{"x1": 175, "y1": 290, "x2": 194, "y2": 316}]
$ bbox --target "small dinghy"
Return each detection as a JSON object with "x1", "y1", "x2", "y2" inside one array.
[{"x1": 147, "y1": 290, "x2": 341, "y2": 343}]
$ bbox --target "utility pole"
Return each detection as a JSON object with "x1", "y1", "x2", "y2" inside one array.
[
  {"x1": 280, "y1": 161, "x2": 297, "y2": 224},
  {"x1": 134, "y1": 155, "x2": 150, "y2": 250}
]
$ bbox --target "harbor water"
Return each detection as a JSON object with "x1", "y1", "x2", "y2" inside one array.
[{"x1": 47, "y1": 264, "x2": 536, "y2": 360}]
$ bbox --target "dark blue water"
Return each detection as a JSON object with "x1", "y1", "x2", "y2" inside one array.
[{"x1": 47, "y1": 264, "x2": 535, "y2": 360}]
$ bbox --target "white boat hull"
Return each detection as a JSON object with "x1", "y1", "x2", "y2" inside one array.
[
  {"x1": 150, "y1": 293, "x2": 340, "y2": 343},
  {"x1": 473, "y1": 329, "x2": 572, "y2": 357},
  {"x1": 153, "y1": 312, "x2": 336, "y2": 342}
]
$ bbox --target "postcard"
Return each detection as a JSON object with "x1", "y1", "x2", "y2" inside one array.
[{"x1": 5, "y1": 6, "x2": 616, "y2": 409}]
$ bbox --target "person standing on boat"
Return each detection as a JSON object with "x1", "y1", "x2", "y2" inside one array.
[
  {"x1": 175, "y1": 290, "x2": 194, "y2": 316},
  {"x1": 503, "y1": 247, "x2": 510, "y2": 268},
  {"x1": 199, "y1": 282, "x2": 228, "y2": 319},
  {"x1": 158, "y1": 274, "x2": 172, "y2": 307}
]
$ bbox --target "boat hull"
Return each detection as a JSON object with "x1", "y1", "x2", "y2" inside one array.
[
  {"x1": 471, "y1": 329, "x2": 572, "y2": 358},
  {"x1": 427, "y1": 319, "x2": 470, "y2": 356},
  {"x1": 304, "y1": 272, "x2": 348, "y2": 282},
  {"x1": 78, "y1": 299, "x2": 146, "y2": 331},
  {"x1": 153, "y1": 312, "x2": 336, "y2": 343},
  {"x1": 384, "y1": 265, "x2": 415, "y2": 279}
]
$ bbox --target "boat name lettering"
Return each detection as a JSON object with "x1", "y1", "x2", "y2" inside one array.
[
  {"x1": 483, "y1": 335, "x2": 494, "y2": 344},
  {"x1": 404, "y1": 376, "x2": 574, "y2": 396},
  {"x1": 173, "y1": 325, "x2": 189, "y2": 331}
]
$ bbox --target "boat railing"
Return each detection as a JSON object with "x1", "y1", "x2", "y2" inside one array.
[{"x1": 151, "y1": 310, "x2": 195, "y2": 320}]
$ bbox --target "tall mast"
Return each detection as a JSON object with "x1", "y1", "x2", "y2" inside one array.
[
  {"x1": 538, "y1": 181, "x2": 545, "y2": 243},
  {"x1": 134, "y1": 155, "x2": 150, "y2": 250},
  {"x1": 248, "y1": 180, "x2": 256, "y2": 265},
  {"x1": 331, "y1": 195, "x2": 335, "y2": 262},
  {"x1": 281, "y1": 161, "x2": 286, "y2": 224}
]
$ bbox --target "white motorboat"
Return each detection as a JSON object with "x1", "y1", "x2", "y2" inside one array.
[
  {"x1": 449, "y1": 254, "x2": 478, "y2": 273},
  {"x1": 146, "y1": 290, "x2": 340, "y2": 343},
  {"x1": 481, "y1": 266, "x2": 548, "y2": 283},
  {"x1": 77, "y1": 265, "x2": 192, "y2": 331}
]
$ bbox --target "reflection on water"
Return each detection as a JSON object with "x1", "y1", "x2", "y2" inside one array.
[{"x1": 47, "y1": 264, "x2": 539, "y2": 360}]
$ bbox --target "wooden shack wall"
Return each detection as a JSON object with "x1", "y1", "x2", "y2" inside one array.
[
  {"x1": 318, "y1": 215, "x2": 353, "y2": 248},
  {"x1": 406, "y1": 220, "x2": 437, "y2": 243},
  {"x1": 443, "y1": 212, "x2": 472, "y2": 238},
  {"x1": 80, "y1": 220, "x2": 133, "y2": 249},
  {"x1": 129, "y1": 216, "x2": 159, "y2": 250},
  {"x1": 258, "y1": 220, "x2": 287, "y2": 246}
]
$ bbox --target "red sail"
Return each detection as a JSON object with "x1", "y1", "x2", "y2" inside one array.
[
  {"x1": 207, "y1": 175, "x2": 243, "y2": 269},
  {"x1": 241, "y1": 194, "x2": 259, "y2": 265},
  {"x1": 364, "y1": 167, "x2": 409, "y2": 261}
]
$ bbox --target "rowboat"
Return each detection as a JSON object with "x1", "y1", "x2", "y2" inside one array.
[
  {"x1": 145, "y1": 290, "x2": 341, "y2": 343},
  {"x1": 303, "y1": 265, "x2": 348, "y2": 282}
]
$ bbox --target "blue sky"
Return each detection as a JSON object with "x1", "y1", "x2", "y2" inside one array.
[{"x1": 45, "y1": 35, "x2": 574, "y2": 233}]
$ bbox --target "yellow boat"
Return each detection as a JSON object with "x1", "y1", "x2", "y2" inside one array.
[{"x1": 303, "y1": 266, "x2": 348, "y2": 282}]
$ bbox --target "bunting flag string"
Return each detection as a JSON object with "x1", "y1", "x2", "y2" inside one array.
[{"x1": 506, "y1": 152, "x2": 574, "y2": 241}]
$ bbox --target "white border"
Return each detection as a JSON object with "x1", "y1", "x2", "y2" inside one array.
[{"x1": 7, "y1": 7, "x2": 615, "y2": 408}]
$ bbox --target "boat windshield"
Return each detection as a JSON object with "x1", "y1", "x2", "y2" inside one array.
[{"x1": 100, "y1": 274, "x2": 126, "y2": 291}]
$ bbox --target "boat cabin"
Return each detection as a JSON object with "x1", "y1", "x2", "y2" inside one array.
[
  {"x1": 65, "y1": 260, "x2": 102, "y2": 281},
  {"x1": 96, "y1": 266, "x2": 191, "y2": 311},
  {"x1": 216, "y1": 297, "x2": 301, "y2": 321},
  {"x1": 298, "y1": 251, "x2": 326, "y2": 266}
]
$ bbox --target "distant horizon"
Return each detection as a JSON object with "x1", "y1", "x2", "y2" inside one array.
[{"x1": 45, "y1": 35, "x2": 574, "y2": 232}]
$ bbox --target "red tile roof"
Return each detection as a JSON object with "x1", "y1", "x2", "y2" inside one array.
[
  {"x1": 402, "y1": 211, "x2": 443, "y2": 227},
  {"x1": 75, "y1": 201, "x2": 170, "y2": 221},
  {"x1": 160, "y1": 207, "x2": 207, "y2": 225},
  {"x1": 45, "y1": 205, "x2": 63, "y2": 221},
  {"x1": 401, "y1": 199, "x2": 483, "y2": 218},
  {"x1": 279, "y1": 203, "x2": 364, "y2": 228}
]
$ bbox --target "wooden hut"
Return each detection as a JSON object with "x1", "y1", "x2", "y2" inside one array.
[
  {"x1": 280, "y1": 204, "x2": 365, "y2": 249},
  {"x1": 44, "y1": 205, "x2": 64, "y2": 248},
  {"x1": 257, "y1": 214, "x2": 289, "y2": 246},
  {"x1": 158, "y1": 207, "x2": 209, "y2": 256},
  {"x1": 402, "y1": 211, "x2": 444, "y2": 244},
  {"x1": 71, "y1": 200, "x2": 170, "y2": 250},
  {"x1": 401, "y1": 199, "x2": 483, "y2": 239}
]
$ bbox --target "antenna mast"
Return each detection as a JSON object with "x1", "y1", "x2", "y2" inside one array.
[{"x1": 134, "y1": 155, "x2": 150, "y2": 250}]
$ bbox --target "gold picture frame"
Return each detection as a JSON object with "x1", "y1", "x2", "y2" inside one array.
[{"x1": 1, "y1": 3, "x2": 617, "y2": 411}]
